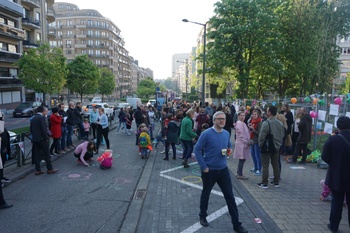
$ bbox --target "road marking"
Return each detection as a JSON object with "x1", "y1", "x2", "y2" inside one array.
[{"x1": 160, "y1": 164, "x2": 244, "y2": 233}]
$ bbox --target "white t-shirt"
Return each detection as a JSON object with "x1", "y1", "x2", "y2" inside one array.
[
  {"x1": 148, "y1": 111, "x2": 155, "y2": 124},
  {"x1": 294, "y1": 118, "x2": 300, "y2": 133}
]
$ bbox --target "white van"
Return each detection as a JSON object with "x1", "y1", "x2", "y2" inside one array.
[{"x1": 126, "y1": 98, "x2": 142, "y2": 109}]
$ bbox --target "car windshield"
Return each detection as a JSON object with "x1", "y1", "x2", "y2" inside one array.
[
  {"x1": 17, "y1": 103, "x2": 32, "y2": 108},
  {"x1": 87, "y1": 104, "x2": 102, "y2": 109}
]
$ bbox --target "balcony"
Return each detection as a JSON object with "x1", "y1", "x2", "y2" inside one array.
[
  {"x1": 47, "y1": 0, "x2": 54, "y2": 7},
  {"x1": 0, "y1": 23, "x2": 25, "y2": 40},
  {"x1": 75, "y1": 44, "x2": 86, "y2": 48},
  {"x1": 0, "y1": 51, "x2": 21, "y2": 63},
  {"x1": 76, "y1": 34, "x2": 86, "y2": 38},
  {"x1": 75, "y1": 24, "x2": 86, "y2": 29},
  {"x1": 86, "y1": 24, "x2": 110, "y2": 30},
  {"x1": 46, "y1": 9, "x2": 55, "y2": 23},
  {"x1": 22, "y1": 18, "x2": 41, "y2": 29},
  {"x1": 48, "y1": 29, "x2": 56, "y2": 37},
  {"x1": 21, "y1": 0, "x2": 41, "y2": 9},
  {"x1": 0, "y1": 78, "x2": 22, "y2": 86},
  {"x1": 23, "y1": 40, "x2": 39, "y2": 49},
  {"x1": 0, "y1": 0, "x2": 23, "y2": 17}
]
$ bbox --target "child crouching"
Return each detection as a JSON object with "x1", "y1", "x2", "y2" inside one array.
[{"x1": 97, "y1": 149, "x2": 113, "y2": 170}]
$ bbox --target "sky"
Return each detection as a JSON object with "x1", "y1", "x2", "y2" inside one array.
[{"x1": 56, "y1": 0, "x2": 218, "y2": 80}]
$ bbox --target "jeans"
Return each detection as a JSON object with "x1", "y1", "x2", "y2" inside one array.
[
  {"x1": 329, "y1": 189, "x2": 350, "y2": 231},
  {"x1": 199, "y1": 167, "x2": 242, "y2": 228},
  {"x1": 60, "y1": 126, "x2": 67, "y2": 150},
  {"x1": 181, "y1": 139, "x2": 194, "y2": 160},
  {"x1": 261, "y1": 152, "x2": 280, "y2": 185},
  {"x1": 117, "y1": 122, "x2": 130, "y2": 135},
  {"x1": 141, "y1": 147, "x2": 149, "y2": 157},
  {"x1": 66, "y1": 125, "x2": 73, "y2": 147},
  {"x1": 250, "y1": 143, "x2": 262, "y2": 172},
  {"x1": 237, "y1": 159, "x2": 246, "y2": 176},
  {"x1": 149, "y1": 124, "x2": 154, "y2": 139},
  {"x1": 165, "y1": 142, "x2": 176, "y2": 158}
]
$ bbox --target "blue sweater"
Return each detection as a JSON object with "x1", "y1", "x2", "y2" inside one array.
[{"x1": 194, "y1": 127, "x2": 232, "y2": 171}]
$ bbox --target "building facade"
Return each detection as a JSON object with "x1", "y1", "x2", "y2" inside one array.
[
  {"x1": 0, "y1": 0, "x2": 53, "y2": 110},
  {"x1": 130, "y1": 58, "x2": 154, "y2": 94},
  {"x1": 50, "y1": 2, "x2": 132, "y2": 99}
]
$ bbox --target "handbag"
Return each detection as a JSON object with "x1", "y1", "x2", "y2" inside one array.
[
  {"x1": 285, "y1": 134, "x2": 292, "y2": 147},
  {"x1": 260, "y1": 121, "x2": 277, "y2": 153}
]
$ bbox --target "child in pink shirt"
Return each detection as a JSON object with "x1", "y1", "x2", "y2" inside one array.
[{"x1": 97, "y1": 150, "x2": 113, "y2": 170}]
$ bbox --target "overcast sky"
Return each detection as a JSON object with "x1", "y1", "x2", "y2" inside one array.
[{"x1": 56, "y1": 0, "x2": 218, "y2": 79}]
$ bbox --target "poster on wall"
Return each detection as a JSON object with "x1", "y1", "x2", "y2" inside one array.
[{"x1": 329, "y1": 104, "x2": 339, "y2": 116}]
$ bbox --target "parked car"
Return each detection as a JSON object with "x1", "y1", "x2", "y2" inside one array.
[
  {"x1": 13, "y1": 101, "x2": 41, "y2": 118},
  {"x1": 91, "y1": 97, "x2": 102, "y2": 103},
  {"x1": 115, "y1": 102, "x2": 130, "y2": 110},
  {"x1": 84, "y1": 103, "x2": 114, "y2": 120}
]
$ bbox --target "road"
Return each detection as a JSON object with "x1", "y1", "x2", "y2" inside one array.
[{"x1": 1, "y1": 125, "x2": 147, "y2": 233}]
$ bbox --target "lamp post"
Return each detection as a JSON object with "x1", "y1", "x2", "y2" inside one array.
[
  {"x1": 176, "y1": 60, "x2": 189, "y2": 100},
  {"x1": 182, "y1": 19, "x2": 207, "y2": 107}
]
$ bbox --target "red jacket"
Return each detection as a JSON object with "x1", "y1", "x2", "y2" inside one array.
[{"x1": 50, "y1": 114, "x2": 62, "y2": 139}]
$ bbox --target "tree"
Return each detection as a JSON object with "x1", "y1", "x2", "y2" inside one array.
[
  {"x1": 98, "y1": 68, "x2": 115, "y2": 102},
  {"x1": 17, "y1": 44, "x2": 67, "y2": 101},
  {"x1": 163, "y1": 77, "x2": 174, "y2": 90},
  {"x1": 66, "y1": 55, "x2": 100, "y2": 102},
  {"x1": 136, "y1": 77, "x2": 156, "y2": 98}
]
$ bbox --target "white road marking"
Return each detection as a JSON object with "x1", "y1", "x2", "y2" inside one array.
[{"x1": 160, "y1": 164, "x2": 244, "y2": 233}]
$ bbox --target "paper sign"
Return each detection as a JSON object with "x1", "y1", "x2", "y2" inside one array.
[
  {"x1": 318, "y1": 110, "x2": 326, "y2": 121},
  {"x1": 324, "y1": 122, "x2": 333, "y2": 134},
  {"x1": 316, "y1": 122, "x2": 322, "y2": 130},
  {"x1": 334, "y1": 117, "x2": 339, "y2": 126},
  {"x1": 329, "y1": 104, "x2": 339, "y2": 116}
]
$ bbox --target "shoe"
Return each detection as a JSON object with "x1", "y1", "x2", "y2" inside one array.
[
  {"x1": 327, "y1": 224, "x2": 338, "y2": 233},
  {"x1": 287, "y1": 160, "x2": 296, "y2": 164},
  {"x1": 249, "y1": 168, "x2": 257, "y2": 172},
  {"x1": 160, "y1": 150, "x2": 165, "y2": 154},
  {"x1": 199, "y1": 218, "x2": 209, "y2": 227},
  {"x1": 47, "y1": 169, "x2": 59, "y2": 174},
  {"x1": 77, "y1": 159, "x2": 84, "y2": 165},
  {"x1": 236, "y1": 175, "x2": 248, "y2": 180},
  {"x1": 257, "y1": 183, "x2": 268, "y2": 189},
  {"x1": 234, "y1": 225, "x2": 248, "y2": 233},
  {"x1": 254, "y1": 171, "x2": 262, "y2": 176},
  {"x1": 0, "y1": 202, "x2": 13, "y2": 209},
  {"x1": 1, "y1": 177, "x2": 11, "y2": 183},
  {"x1": 35, "y1": 171, "x2": 45, "y2": 175},
  {"x1": 269, "y1": 181, "x2": 280, "y2": 188},
  {"x1": 163, "y1": 157, "x2": 169, "y2": 160}
]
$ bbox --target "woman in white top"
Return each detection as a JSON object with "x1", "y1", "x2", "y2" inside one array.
[
  {"x1": 292, "y1": 108, "x2": 302, "y2": 153},
  {"x1": 148, "y1": 106, "x2": 155, "y2": 140}
]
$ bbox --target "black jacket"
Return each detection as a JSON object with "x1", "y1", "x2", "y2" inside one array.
[
  {"x1": 322, "y1": 130, "x2": 350, "y2": 192},
  {"x1": 30, "y1": 113, "x2": 49, "y2": 143},
  {"x1": 134, "y1": 107, "x2": 144, "y2": 124},
  {"x1": 297, "y1": 114, "x2": 312, "y2": 144}
]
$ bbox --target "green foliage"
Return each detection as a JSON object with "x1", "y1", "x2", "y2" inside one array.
[
  {"x1": 17, "y1": 44, "x2": 67, "y2": 94},
  {"x1": 163, "y1": 77, "x2": 174, "y2": 90},
  {"x1": 98, "y1": 68, "x2": 115, "y2": 102},
  {"x1": 66, "y1": 55, "x2": 100, "y2": 102},
  {"x1": 137, "y1": 77, "x2": 156, "y2": 98}
]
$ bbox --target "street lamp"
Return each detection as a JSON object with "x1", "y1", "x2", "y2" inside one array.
[
  {"x1": 182, "y1": 18, "x2": 207, "y2": 107},
  {"x1": 176, "y1": 60, "x2": 189, "y2": 100}
]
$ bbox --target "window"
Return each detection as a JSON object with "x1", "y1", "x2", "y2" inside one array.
[
  {"x1": 36, "y1": 33, "x2": 41, "y2": 41},
  {"x1": 80, "y1": 20, "x2": 85, "y2": 25},
  {"x1": 96, "y1": 40, "x2": 100, "y2": 46},
  {"x1": 96, "y1": 60, "x2": 101, "y2": 65},
  {"x1": 87, "y1": 30, "x2": 92, "y2": 35},
  {"x1": 8, "y1": 44, "x2": 17, "y2": 53},
  {"x1": 67, "y1": 30, "x2": 72, "y2": 36},
  {"x1": 7, "y1": 19, "x2": 15, "y2": 27},
  {"x1": 36, "y1": 12, "x2": 40, "y2": 21},
  {"x1": 66, "y1": 40, "x2": 71, "y2": 47},
  {"x1": 80, "y1": 30, "x2": 85, "y2": 35},
  {"x1": 87, "y1": 20, "x2": 92, "y2": 26},
  {"x1": 96, "y1": 50, "x2": 100, "y2": 56},
  {"x1": 66, "y1": 50, "x2": 72, "y2": 54},
  {"x1": 68, "y1": 20, "x2": 72, "y2": 26},
  {"x1": 81, "y1": 40, "x2": 86, "y2": 44},
  {"x1": 58, "y1": 40, "x2": 62, "y2": 46},
  {"x1": 88, "y1": 50, "x2": 93, "y2": 55},
  {"x1": 82, "y1": 50, "x2": 86, "y2": 54},
  {"x1": 49, "y1": 41, "x2": 57, "y2": 46},
  {"x1": 57, "y1": 31, "x2": 62, "y2": 36},
  {"x1": 96, "y1": 31, "x2": 100, "y2": 37}
]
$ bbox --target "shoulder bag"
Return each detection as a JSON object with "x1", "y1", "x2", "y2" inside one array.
[{"x1": 261, "y1": 121, "x2": 277, "y2": 153}]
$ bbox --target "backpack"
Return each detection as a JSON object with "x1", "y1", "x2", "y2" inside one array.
[
  {"x1": 260, "y1": 121, "x2": 277, "y2": 153},
  {"x1": 139, "y1": 133, "x2": 148, "y2": 147}
]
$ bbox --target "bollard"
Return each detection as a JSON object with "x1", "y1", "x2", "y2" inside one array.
[{"x1": 16, "y1": 134, "x2": 22, "y2": 167}]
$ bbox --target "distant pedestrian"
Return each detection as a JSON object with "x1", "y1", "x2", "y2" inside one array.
[
  {"x1": 247, "y1": 109, "x2": 263, "y2": 175},
  {"x1": 95, "y1": 108, "x2": 110, "y2": 154},
  {"x1": 179, "y1": 109, "x2": 197, "y2": 168},
  {"x1": 116, "y1": 108, "x2": 130, "y2": 136},
  {"x1": 58, "y1": 103, "x2": 67, "y2": 152},
  {"x1": 321, "y1": 116, "x2": 350, "y2": 232},
  {"x1": 89, "y1": 106, "x2": 98, "y2": 139},
  {"x1": 233, "y1": 111, "x2": 251, "y2": 180},
  {"x1": 163, "y1": 114, "x2": 182, "y2": 161},
  {"x1": 0, "y1": 113, "x2": 11, "y2": 186},
  {"x1": 257, "y1": 105, "x2": 284, "y2": 189},
  {"x1": 66, "y1": 101, "x2": 76, "y2": 149},
  {"x1": 49, "y1": 107, "x2": 62, "y2": 156},
  {"x1": 194, "y1": 111, "x2": 248, "y2": 233}
]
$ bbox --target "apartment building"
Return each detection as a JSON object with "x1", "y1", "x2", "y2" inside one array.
[
  {"x1": 130, "y1": 58, "x2": 154, "y2": 94},
  {"x1": 50, "y1": 2, "x2": 132, "y2": 99},
  {"x1": 0, "y1": 0, "x2": 54, "y2": 110}
]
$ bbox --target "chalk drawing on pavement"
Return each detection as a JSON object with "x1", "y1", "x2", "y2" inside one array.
[
  {"x1": 182, "y1": 176, "x2": 202, "y2": 184},
  {"x1": 59, "y1": 171, "x2": 92, "y2": 181}
]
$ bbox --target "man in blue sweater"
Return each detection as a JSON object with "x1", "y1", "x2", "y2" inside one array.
[{"x1": 194, "y1": 111, "x2": 248, "y2": 233}]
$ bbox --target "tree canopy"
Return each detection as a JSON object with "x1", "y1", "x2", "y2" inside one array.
[
  {"x1": 98, "y1": 68, "x2": 115, "y2": 102},
  {"x1": 66, "y1": 55, "x2": 100, "y2": 102},
  {"x1": 136, "y1": 77, "x2": 156, "y2": 98},
  {"x1": 17, "y1": 44, "x2": 66, "y2": 95}
]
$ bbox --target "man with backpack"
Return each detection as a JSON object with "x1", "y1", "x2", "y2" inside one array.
[{"x1": 257, "y1": 105, "x2": 285, "y2": 189}]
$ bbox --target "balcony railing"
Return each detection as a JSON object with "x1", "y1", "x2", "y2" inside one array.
[
  {"x1": 0, "y1": 0, "x2": 23, "y2": 17},
  {"x1": 0, "y1": 51, "x2": 21, "y2": 63},
  {"x1": 46, "y1": 9, "x2": 55, "y2": 23},
  {"x1": 21, "y1": 0, "x2": 40, "y2": 9},
  {"x1": 23, "y1": 40, "x2": 39, "y2": 48},
  {"x1": 0, "y1": 78, "x2": 22, "y2": 85},
  {"x1": 22, "y1": 18, "x2": 41, "y2": 29}
]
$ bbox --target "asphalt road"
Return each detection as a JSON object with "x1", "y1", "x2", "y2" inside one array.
[{"x1": 1, "y1": 126, "x2": 147, "y2": 233}]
